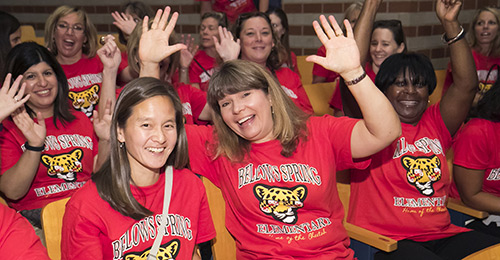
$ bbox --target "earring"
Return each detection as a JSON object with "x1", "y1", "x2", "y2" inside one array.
[
  {"x1": 271, "y1": 106, "x2": 274, "y2": 115},
  {"x1": 119, "y1": 142, "x2": 125, "y2": 149}
]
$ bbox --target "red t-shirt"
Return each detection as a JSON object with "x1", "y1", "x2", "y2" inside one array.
[
  {"x1": 275, "y1": 67, "x2": 313, "y2": 114},
  {"x1": 450, "y1": 118, "x2": 500, "y2": 198},
  {"x1": 312, "y1": 46, "x2": 340, "y2": 83},
  {"x1": 61, "y1": 169, "x2": 216, "y2": 260},
  {"x1": 197, "y1": 0, "x2": 256, "y2": 23},
  {"x1": 174, "y1": 83, "x2": 207, "y2": 125},
  {"x1": 186, "y1": 115, "x2": 368, "y2": 259},
  {"x1": 189, "y1": 49, "x2": 216, "y2": 92},
  {"x1": 329, "y1": 62, "x2": 376, "y2": 111},
  {"x1": 348, "y1": 104, "x2": 470, "y2": 242},
  {"x1": 0, "y1": 204, "x2": 50, "y2": 259},
  {"x1": 62, "y1": 55, "x2": 127, "y2": 118},
  {"x1": 0, "y1": 111, "x2": 96, "y2": 211},
  {"x1": 442, "y1": 49, "x2": 500, "y2": 94}
]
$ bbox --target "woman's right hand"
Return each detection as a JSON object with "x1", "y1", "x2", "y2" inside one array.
[
  {"x1": 306, "y1": 15, "x2": 362, "y2": 81},
  {"x1": 111, "y1": 11, "x2": 137, "y2": 37},
  {"x1": 0, "y1": 74, "x2": 30, "y2": 122},
  {"x1": 214, "y1": 26, "x2": 240, "y2": 62},
  {"x1": 11, "y1": 107, "x2": 46, "y2": 147},
  {"x1": 139, "y1": 7, "x2": 186, "y2": 66},
  {"x1": 97, "y1": 35, "x2": 121, "y2": 73}
]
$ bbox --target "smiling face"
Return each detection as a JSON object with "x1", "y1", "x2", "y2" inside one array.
[
  {"x1": 54, "y1": 12, "x2": 86, "y2": 64},
  {"x1": 385, "y1": 71, "x2": 429, "y2": 125},
  {"x1": 200, "y1": 17, "x2": 219, "y2": 49},
  {"x1": 474, "y1": 10, "x2": 499, "y2": 48},
  {"x1": 22, "y1": 62, "x2": 58, "y2": 117},
  {"x1": 9, "y1": 28, "x2": 21, "y2": 48},
  {"x1": 269, "y1": 13, "x2": 285, "y2": 39},
  {"x1": 117, "y1": 96, "x2": 178, "y2": 177},
  {"x1": 239, "y1": 17, "x2": 275, "y2": 67},
  {"x1": 219, "y1": 89, "x2": 274, "y2": 143},
  {"x1": 370, "y1": 28, "x2": 405, "y2": 72}
]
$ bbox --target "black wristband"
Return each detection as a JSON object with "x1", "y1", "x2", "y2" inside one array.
[{"x1": 24, "y1": 141, "x2": 45, "y2": 152}]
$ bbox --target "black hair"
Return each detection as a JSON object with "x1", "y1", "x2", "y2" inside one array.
[
  {"x1": 375, "y1": 52, "x2": 436, "y2": 95},
  {"x1": 470, "y1": 77, "x2": 500, "y2": 121},
  {"x1": 0, "y1": 11, "x2": 21, "y2": 74}
]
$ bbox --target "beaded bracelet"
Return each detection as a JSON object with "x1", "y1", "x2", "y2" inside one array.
[
  {"x1": 441, "y1": 26, "x2": 465, "y2": 45},
  {"x1": 24, "y1": 141, "x2": 45, "y2": 152},
  {"x1": 344, "y1": 71, "x2": 367, "y2": 86}
]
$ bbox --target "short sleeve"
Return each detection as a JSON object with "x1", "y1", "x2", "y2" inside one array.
[
  {"x1": 185, "y1": 125, "x2": 220, "y2": 186},
  {"x1": 453, "y1": 119, "x2": 490, "y2": 170}
]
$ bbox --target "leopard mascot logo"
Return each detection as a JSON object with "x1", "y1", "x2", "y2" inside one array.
[
  {"x1": 124, "y1": 239, "x2": 180, "y2": 260},
  {"x1": 401, "y1": 155, "x2": 442, "y2": 196},
  {"x1": 41, "y1": 148, "x2": 83, "y2": 182},
  {"x1": 254, "y1": 184, "x2": 307, "y2": 224},
  {"x1": 68, "y1": 85, "x2": 99, "y2": 117}
]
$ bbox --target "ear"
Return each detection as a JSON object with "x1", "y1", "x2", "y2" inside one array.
[
  {"x1": 396, "y1": 42, "x2": 405, "y2": 53},
  {"x1": 117, "y1": 126, "x2": 125, "y2": 143}
]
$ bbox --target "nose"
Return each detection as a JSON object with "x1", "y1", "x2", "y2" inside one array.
[
  {"x1": 39, "y1": 75, "x2": 48, "y2": 87},
  {"x1": 152, "y1": 126, "x2": 167, "y2": 144},
  {"x1": 232, "y1": 101, "x2": 244, "y2": 114},
  {"x1": 375, "y1": 43, "x2": 382, "y2": 52},
  {"x1": 405, "y1": 84, "x2": 417, "y2": 94},
  {"x1": 256, "y1": 32, "x2": 262, "y2": 42}
]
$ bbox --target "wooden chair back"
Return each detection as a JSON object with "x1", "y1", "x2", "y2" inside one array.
[
  {"x1": 463, "y1": 244, "x2": 500, "y2": 260},
  {"x1": 303, "y1": 81, "x2": 336, "y2": 116},
  {"x1": 202, "y1": 177, "x2": 236, "y2": 260},
  {"x1": 20, "y1": 25, "x2": 44, "y2": 45},
  {"x1": 297, "y1": 55, "x2": 314, "y2": 85},
  {"x1": 41, "y1": 197, "x2": 70, "y2": 260},
  {"x1": 429, "y1": 69, "x2": 447, "y2": 105}
]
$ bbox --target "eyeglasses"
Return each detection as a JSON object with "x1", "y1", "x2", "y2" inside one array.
[{"x1": 56, "y1": 23, "x2": 85, "y2": 34}]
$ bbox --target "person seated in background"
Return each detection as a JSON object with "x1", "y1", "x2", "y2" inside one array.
[
  {"x1": 0, "y1": 42, "x2": 111, "y2": 240},
  {"x1": 312, "y1": 1, "x2": 363, "y2": 85},
  {"x1": 0, "y1": 10, "x2": 22, "y2": 75},
  {"x1": 216, "y1": 12, "x2": 313, "y2": 114},
  {"x1": 451, "y1": 78, "x2": 500, "y2": 238},
  {"x1": 187, "y1": 12, "x2": 227, "y2": 92},
  {"x1": 344, "y1": 0, "x2": 500, "y2": 258},
  {"x1": 44, "y1": 5, "x2": 131, "y2": 118},
  {"x1": 442, "y1": 6, "x2": 500, "y2": 106},
  {"x1": 199, "y1": 0, "x2": 269, "y2": 25},
  {"x1": 139, "y1": 5, "x2": 401, "y2": 258},
  {"x1": 111, "y1": 1, "x2": 154, "y2": 46},
  {"x1": 266, "y1": 7, "x2": 300, "y2": 76}
]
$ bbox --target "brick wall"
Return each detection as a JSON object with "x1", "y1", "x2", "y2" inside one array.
[{"x1": 1, "y1": 0, "x2": 499, "y2": 69}]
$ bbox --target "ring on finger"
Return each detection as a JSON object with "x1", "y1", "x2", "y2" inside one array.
[
  {"x1": 335, "y1": 32, "x2": 343, "y2": 37},
  {"x1": 14, "y1": 97, "x2": 19, "y2": 102}
]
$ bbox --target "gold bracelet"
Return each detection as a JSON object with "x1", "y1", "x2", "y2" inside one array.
[{"x1": 344, "y1": 71, "x2": 367, "y2": 86}]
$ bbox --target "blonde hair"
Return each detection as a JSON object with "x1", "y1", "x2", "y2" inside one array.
[
  {"x1": 127, "y1": 20, "x2": 180, "y2": 80},
  {"x1": 467, "y1": 7, "x2": 500, "y2": 56},
  {"x1": 44, "y1": 5, "x2": 98, "y2": 58},
  {"x1": 207, "y1": 60, "x2": 309, "y2": 162}
]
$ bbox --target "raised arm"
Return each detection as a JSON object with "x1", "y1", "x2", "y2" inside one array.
[
  {"x1": 0, "y1": 108, "x2": 46, "y2": 200},
  {"x1": 97, "y1": 35, "x2": 121, "y2": 113},
  {"x1": 306, "y1": 15, "x2": 400, "y2": 158},
  {"x1": 214, "y1": 26, "x2": 240, "y2": 62},
  {"x1": 0, "y1": 74, "x2": 30, "y2": 122},
  {"x1": 437, "y1": 0, "x2": 476, "y2": 136},
  {"x1": 341, "y1": 0, "x2": 382, "y2": 118},
  {"x1": 139, "y1": 7, "x2": 186, "y2": 79},
  {"x1": 179, "y1": 34, "x2": 199, "y2": 85}
]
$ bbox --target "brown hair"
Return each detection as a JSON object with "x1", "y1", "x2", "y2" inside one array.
[
  {"x1": 92, "y1": 77, "x2": 189, "y2": 220},
  {"x1": 207, "y1": 60, "x2": 309, "y2": 162},
  {"x1": 44, "y1": 5, "x2": 98, "y2": 58}
]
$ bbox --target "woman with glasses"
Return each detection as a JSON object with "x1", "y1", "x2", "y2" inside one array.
[
  {"x1": 442, "y1": 6, "x2": 500, "y2": 106},
  {"x1": 216, "y1": 12, "x2": 313, "y2": 114},
  {"x1": 44, "y1": 6, "x2": 130, "y2": 118}
]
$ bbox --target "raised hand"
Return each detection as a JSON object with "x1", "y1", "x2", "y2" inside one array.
[
  {"x1": 92, "y1": 99, "x2": 112, "y2": 141},
  {"x1": 139, "y1": 7, "x2": 186, "y2": 66},
  {"x1": 214, "y1": 26, "x2": 240, "y2": 62},
  {"x1": 306, "y1": 15, "x2": 361, "y2": 79},
  {"x1": 436, "y1": 0, "x2": 462, "y2": 23},
  {"x1": 12, "y1": 107, "x2": 46, "y2": 148},
  {"x1": 0, "y1": 74, "x2": 30, "y2": 122},
  {"x1": 180, "y1": 34, "x2": 199, "y2": 68},
  {"x1": 112, "y1": 11, "x2": 138, "y2": 37},
  {"x1": 97, "y1": 35, "x2": 122, "y2": 72}
]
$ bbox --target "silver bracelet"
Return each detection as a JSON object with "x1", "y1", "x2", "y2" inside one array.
[{"x1": 441, "y1": 26, "x2": 465, "y2": 45}]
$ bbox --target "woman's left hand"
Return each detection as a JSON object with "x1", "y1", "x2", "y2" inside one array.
[
  {"x1": 306, "y1": 15, "x2": 361, "y2": 80},
  {"x1": 93, "y1": 99, "x2": 112, "y2": 141},
  {"x1": 97, "y1": 35, "x2": 122, "y2": 72},
  {"x1": 112, "y1": 11, "x2": 137, "y2": 37},
  {"x1": 214, "y1": 26, "x2": 240, "y2": 62},
  {"x1": 180, "y1": 34, "x2": 199, "y2": 68},
  {"x1": 0, "y1": 74, "x2": 30, "y2": 122}
]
